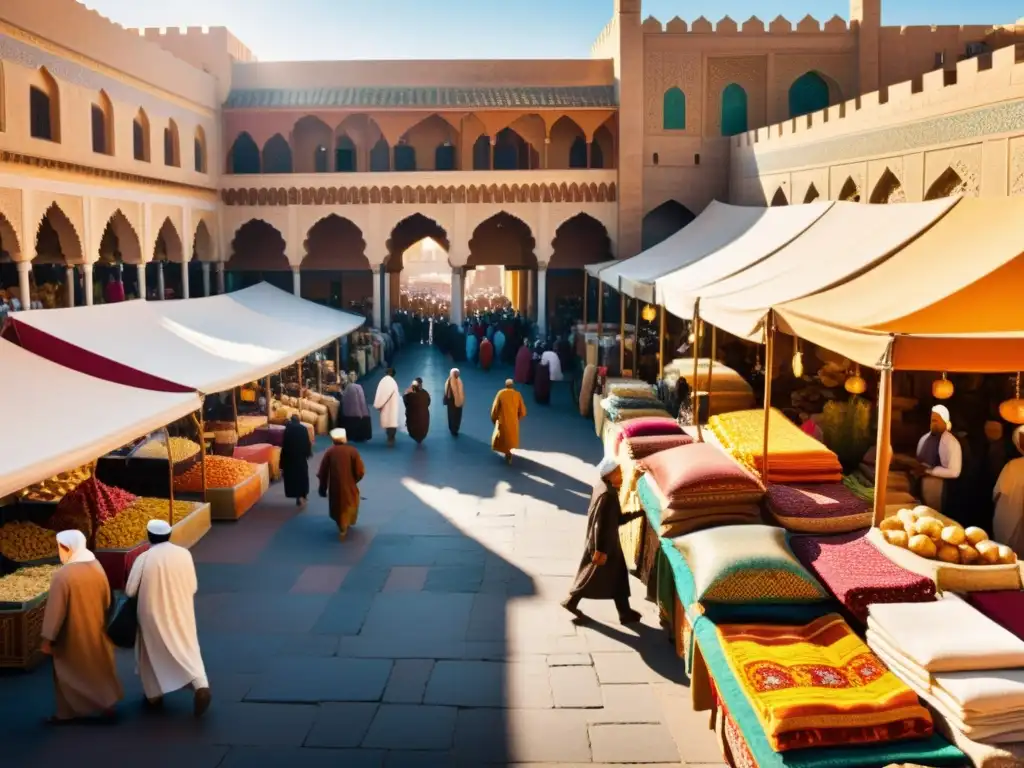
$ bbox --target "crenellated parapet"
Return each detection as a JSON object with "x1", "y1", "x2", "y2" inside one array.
[{"x1": 640, "y1": 14, "x2": 849, "y2": 35}]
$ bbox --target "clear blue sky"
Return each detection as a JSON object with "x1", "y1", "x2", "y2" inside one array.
[{"x1": 81, "y1": 0, "x2": 1022, "y2": 61}]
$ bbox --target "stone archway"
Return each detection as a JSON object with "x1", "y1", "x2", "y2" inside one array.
[
  {"x1": 191, "y1": 219, "x2": 214, "y2": 296},
  {"x1": 870, "y1": 168, "x2": 906, "y2": 204},
  {"x1": 149, "y1": 218, "x2": 184, "y2": 300},
  {"x1": 302, "y1": 214, "x2": 369, "y2": 310},
  {"x1": 925, "y1": 164, "x2": 978, "y2": 200},
  {"x1": 549, "y1": 213, "x2": 613, "y2": 333},
  {"x1": 228, "y1": 132, "x2": 260, "y2": 174},
  {"x1": 641, "y1": 200, "x2": 695, "y2": 251},
  {"x1": 228, "y1": 219, "x2": 291, "y2": 294},
  {"x1": 28, "y1": 203, "x2": 83, "y2": 308},
  {"x1": 96, "y1": 210, "x2": 142, "y2": 301},
  {"x1": 838, "y1": 177, "x2": 861, "y2": 202},
  {"x1": 468, "y1": 212, "x2": 537, "y2": 317},
  {"x1": 803, "y1": 183, "x2": 821, "y2": 203},
  {"x1": 386, "y1": 214, "x2": 451, "y2": 319},
  {"x1": 770, "y1": 187, "x2": 789, "y2": 206},
  {"x1": 0, "y1": 210, "x2": 24, "y2": 305}
]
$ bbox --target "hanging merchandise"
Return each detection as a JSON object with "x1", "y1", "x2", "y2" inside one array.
[
  {"x1": 792, "y1": 340, "x2": 804, "y2": 379},
  {"x1": 999, "y1": 372, "x2": 1024, "y2": 425},
  {"x1": 932, "y1": 372, "x2": 954, "y2": 400},
  {"x1": 845, "y1": 364, "x2": 867, "y2": 395}
]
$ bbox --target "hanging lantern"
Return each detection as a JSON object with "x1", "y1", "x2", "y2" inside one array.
[
  {"x1": 932, "y1": 372, "x2": 954, "y2": 400},
  {"x1": 1000, "y1": 373, "x2": 1024, "y2": 424},
  {"x1": 641, "y1": 304, "x2": 658, "y2": 323},
  {"x1": 844, "y1": 364, "x2": 867, "y2": 395},
  {"x1": 791, "y1": 340, "x2": 804, "y2": 378}
]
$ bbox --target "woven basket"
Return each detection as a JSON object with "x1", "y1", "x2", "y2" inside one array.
[{"x1": 0, "y1": 592, "x2": 47, "y2": 669}]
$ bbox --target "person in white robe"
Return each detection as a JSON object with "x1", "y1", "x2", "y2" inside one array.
[
  {"x1": 125, "y1": 519, "x2": 210, "y2": 717},
  {"x1": 540, "y1": 348, "x2": 563, "y2": 382},
  {"x1": 914, "y1": 404, "x2": 962, "y2": 512},
  {"x1": 373, "y1": 367, "x2": 401, "y2": 447},
  {"x1": 993, "y1": 425, "x2": 1024, "y2": 555}
]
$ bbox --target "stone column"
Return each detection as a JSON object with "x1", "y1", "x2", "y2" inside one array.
[
  {"x1": 526, "y1": 269, "x2": 535, "y2": 322},
  {"x1": 138, "y1": 263, "x2": 147, "y2": 300},
  {"x1": 202, "y1": 262, "x2": 211, "y2": 297},
  {"x1": 537, "y1": 266, "x2": 548, "y2": 337},
  {"x1": 292, "y1": 266, "x2": 301, "y2": 297},
  {"x1": 65, "y1": 266, "x2": 75, "y2": 308},
  {"x1": 216, "y1": 262, "x2": 225, "y2": 294},
  {"x1": 543, "y1": 136, "x2": 550, "y2": 169},
  {"x1": 181, "y1": 260, "x2": 190, "y2": 299},
  {"x1": 450, "y1": 267, "x2": 464, "y2": 325},
  {"x1": 156, "y1": 261, "x2": 165, "y2": 300},
  {"x1": 371, "y1": 266, "x2": 382, "y2": 328},
  {"x1": 382, "y1": 269, "x2": 391, "y2": 328},
  {"x1": 84, "y1": 264, "x2": 94, "y2": 306},
  {"x1": 16, "y1": 261, "x2": 31, "y2": 309}
]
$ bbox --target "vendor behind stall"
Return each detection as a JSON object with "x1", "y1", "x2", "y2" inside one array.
[{"x1": 914, "y1": 404, "x2": 962, "y2": 512}]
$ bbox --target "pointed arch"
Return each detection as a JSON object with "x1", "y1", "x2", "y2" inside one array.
[
  {"x1": 91, "y1": 89, "x2": 114, "y2": 155},
  {"x1": 194, "y1": 125, "x2": 207, "y2": 173},
  {"x1": 550, "y1": 116, "x2": 586, "y2": 170},
  {"x1": 99, "y1": 209, "x2": 142, "y2": 265},
  {"x1": 394, "y1": 143, "x2": 417, "y2": 172},
  {"x1": 642, "y1": 200, "x2": 695, "y2": 250},
  {"x1": 788, "y1": 72, "x2": 831, "y2": 119},
  {"x1": 0, "y1": 208, "x2": 21, "y2": 261},
  {"x1": 385, "y1": 214, "x2": 450, "y2": 273},
  {"x1": 569, "y1": 137, "x2": 589, "y2": 169},
  {"x1": 229, "y1": 220, "x2": 289, "y2": 271},
  {"x1": 770, "y1": 187, "x2": 789, "y2": 207},
  {"x1": 925, "y1": 166, "x2": 974, "y2": 200},
  {"x1": 335, "y1": 134, "x2": 356, "y2": 172},
  {"x1": 303, "y1": 214, "x2": 368, "y2": 271},
  {"x1": 870, "y1": 168, "x2": 906, "y2": 204},
  {"x1": 467, "y1": 212, "x2": 537, "y2": 269},
  {"x1": 802, "y1": 183, "x2": 821, "y2": 203},
  {"x1": 228, "y1": 132, "x2": 260, "y2": 174},
  {"x1": 29, "y1": 67, "x2": 60, "y2": 142},
  {"x1": 472, "y1": 135, "x2": 491, "y2": 170},
  {"x1": 434, "y1": 142, "x2": 456, "y2": 171},
  {"x1": 192, "y1": 219, "x2": 213, "y2": 262},
  {"x1": 721, "y1": 83, "x2": 748, "y2": 137},
  {"x1": 293, "y1": 115, "x2": 332, "y2": 174},
  {"x1": 34, "y1": 203, "x2": 82, "y2": 264},
  {"x1": 163, "y1": 119, "x2": 180, "y2": 167},
  {"x1": 133, "y1": 108, "x2": 150, "y2": 162},
  {"x1": 663, "y1": 87, "x2": 686, "y2": 130},
  {"x1": 370, "y1": 138, "x2": 390, "y2": 172},
  {"x1": 153, "y1": 217, "x2": 183, "y2": 262},
  {"x1": 550, "y1": 213, "x2": 613, "y2": 270},
  {"x1": 262, "y1": 134, "x2": 293, "y2": 174},
  {"x1": 838, "y1": 177, "x2": 861, "y2": 202}
]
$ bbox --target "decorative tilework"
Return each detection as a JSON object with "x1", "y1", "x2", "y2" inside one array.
[{"x1": 225, "y1": 86, "x2": 617, "y2": 110}]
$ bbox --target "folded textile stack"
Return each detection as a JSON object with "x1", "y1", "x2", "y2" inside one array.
[
  {"x1": 637, "y1": 442, "x2": 763, "y2": 537},
  {"x1": 600, "y1": 396, "x2": 669, "y2": 424},
  {"x1": 766, "y1": 483, "x2": 872, "y2": 534},
  {"x1": 617, "y1": 433, "x2": 693, "y2": 516},
  {"x1": 605, "y1": 380, "x2": 658, "y2": 400},
  {"x1": 718, "y1": 613, "x2": 934, "y2": 752},
  {"x1": 868, "y1": 600, "x2": 1024, "y2": 746},
  {"x1": 611, "y1": 416, "x2": 684, "y2": 455},
  {"x1": 662, "y1": 358, "x2": 755, "y2": 417},
  {"x1": 790, "y1": 531, "x2": 936, "y2": 624},
  {"x1": 708, "y1": 408, "x2": 843, "y2": 484}
]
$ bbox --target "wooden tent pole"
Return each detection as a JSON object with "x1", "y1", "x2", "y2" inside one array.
[
  {"x1": 692, "y1": 299, "x2": 703, "y2": 443},
  {"x1": 761, "y1": 312, "x2": 776, "y2": 485},
  {"x1": 163, "y1": 426, "x2": 175, "y2": 523},
  {"x1": 582, "y1": 272, "x2": 589, "y2": 327},
  {"x1": 297, "y1": 360, "x2": 303, "y2": 396},
  {"x1": 334, "y1": 338, "x2": 341, "y2": 380},
  {"x1": 619, "y1": 293, "x2": 626, "y2": 376},
  {"x1": 232, "y1": 387, "x2": 240, "y2": 437},
  {"x1": 317, "y1": 351, "x2": 324, "y2": 394},
  {"x1": 708, "y1": 325, "x2": 717, "y2": 415},
  {"x1": 872, "y1": 350, "x2": 895, "y2": 527},
  {"x1": 192, "y1": 408, "x2": 207, "y2": 505},
  {"x1": 596, "y1": 278, "x2": 604, "y2": 350},
  {"x1": 632, "y1": 298, "x2": 640, "y2": 380},
  {"x1": 265, "y1": 377, "x2": 271, "y2": 417},
  {"x1": 658, "y1": 307, "x2": 666, "y2": 380}
]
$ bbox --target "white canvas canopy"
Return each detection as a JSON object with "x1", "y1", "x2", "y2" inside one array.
[
  {"x1": 697, "y1": 197, "x2": 960, "y2": 340},
  {"x1": 0, "y1": 339, "x2": 201, "y2": 499},
  {"x1": 8, "y1": 283, "x2": 365, "y2": 395},
  {"x1": 584, "y1": 259, "x2": 621, "y2": 279},
  {"x1": 601, "y1": 202, "x2": 770, "y2": 303},
  {"x1": 653, "y1": 202, "x2": 833, "y2": 321}
]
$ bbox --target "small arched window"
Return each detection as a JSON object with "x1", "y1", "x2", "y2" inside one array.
[
  {"x1": 133, "y1": 109, "x2": 150, "y2": 162},
  {"x1": 194, "y1": 126, "x2": 207, "y2": 173},
  {"x1": 394, "y1": 144, "x2": 416, "y2": 172},
  {"x1": 721, "y1": 83, "x2": 749, "y2": 137},
  {"x1": 435, "y1": 143, "x2": 456, "y2": 171},
  {"x1": 164, "y1": 119, "x2": 180, "y2": 167},
  {"x1": 91, "y1": 105, "x2": 107, "y2": 154},
  {"x1": 663, "y1": 87, "x2": 686, "y2": 130},
  {"x1": 30, "y1": 88, "x2": 53, "y2": 141},
  {"x1": 569, "y1": 137, "x2": 589, "y2": 169},
  {"x1": 314, "y1": 144, "x2": 329, "y2": 173}
]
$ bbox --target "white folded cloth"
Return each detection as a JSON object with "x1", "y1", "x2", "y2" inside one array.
[{"x1": 869, "y1": 600, "x2": 1024, "y2": 673}]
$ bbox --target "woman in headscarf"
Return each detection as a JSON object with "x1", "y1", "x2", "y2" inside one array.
[
  {"x1": 341, "y1": 371, "x2": 372, "y2": 442},
  {"x1": 514, "y1": 344, "x2": 533, "y2": 384},
  {"x1": 562, "y1": 457, "x2": 642, "y2": 625},
  {"x1": 466, "y1": 333, "x2": 479, "y2": 365},
  {"x1": 280, "y1": 414, "x2": 312, "y2": 507},
  {"x1": 994, "y1": 425, "x2": 1024, "y2": 555},
  {"x1": 478, "y1": 337, "x2": 494, "y2": 371},
  {"x1": 41, "y1": 530, "x2": 123, "y2": 724},
  {"x1": 444, "y1": 368, "x2": 466, "y2": 437}
]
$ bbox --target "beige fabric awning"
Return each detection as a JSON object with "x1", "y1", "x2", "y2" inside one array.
[
  {"x1": 774, "y1": 197, "x2": 1024, "y2": 372},
  {"x1": 654, "y1": 202, "x2": 833, "y2": 320},
  {"x1": 697, "y1": 197, "x2": 960, "y2": 340},
  {"x1": 585, "y1": 259, "x2": 621, "y2": 279}
]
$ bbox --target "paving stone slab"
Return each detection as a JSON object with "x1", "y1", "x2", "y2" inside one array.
[
  {"x1": 454, "y1": 707, "x2": 592, "y2": 763},
  {"x1": 218, "y1": 746, "x2": 385, "y2": 768},
  {"x1": 382, "y1": 565, "x2": 429, "y2": 591},
  {"x1": 303, "y1": 702, "x2": 379, "y2": 748},
  {"x1": 311, "y1": 592, "x2": 375, "y2": 635},
  {"x1": 246, "y1": 657, "x2": 392, "y2": 703},
  {"x1": 359, "y1": 592, "x2": 474, "y2": 641},
  {"x1": 589, "y1": 722, "x2": 682, "y2": 763},
  {"x1": 550, "y1": 664, "x2": 603, "y2": 708},
  {"x1": 363, "y1": 704, "x2": 458, "y2": 750},
  {"x1": 546, "y1": 653, "x2": 592, "y2": 666},
  {"x1": 383, "y1": 659, "x2": 435, "y2": 703}
]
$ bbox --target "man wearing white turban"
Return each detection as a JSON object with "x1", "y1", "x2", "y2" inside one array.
[
  {"x1": 40, "y1": 529, "x2": 123, "y2": 723},
  {"x1": 125, "y1": 519, "x2": 210, "y2": 717},
  {"x1": 562, "y1": 456, "x2": 642, "y2": 625},
  {"x1": 915, "y1": 404, "x2": 963, "y2": 512}
]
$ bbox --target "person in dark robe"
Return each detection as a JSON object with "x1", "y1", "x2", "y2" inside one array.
[
  {"x1": 534, "y1": 356, "x2": 551, "y2": 404},
  {"x1": 340, "y1": 373, "x2": 373, "y2": 442},
  {"x1": 444, "y1": 368, "x2": 465, "y2": 437},
  {"x1": 404, "y1": 378, "x2": 431, "y2": 445},
  {"x1": 562, "y1": 457, "x2": 642, "y2": 625},
  {"x1": 317, "y1": 429, "x2": 366, "y2": 540},
  {"x1": 514, "y1": 344, "x2": 533, "y2": 384},
  {"x1": 280, "y1": 414, "x2": 312, "y2": 507},
  {"x1": 479, "y1": 337, "x2": 494, "y2": 371}
]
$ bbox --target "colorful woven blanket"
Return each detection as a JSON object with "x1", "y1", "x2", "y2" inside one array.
[
  {"x1": 709, "y1": 409, "x2": 842, "y2": 484},
  {"x1": 766, "y1": 484, "x2": 871, "y2": 534},
  {"x1": 789, "y1": 532, "x2": 936, "y2": 624},
  {"x1": 717, "y1": 613, "x2": 933, "y2": 752}
]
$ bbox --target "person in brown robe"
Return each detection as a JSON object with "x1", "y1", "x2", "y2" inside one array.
[
  {"x1": 318, "y1": 428, "x2": 366, "y2": 540},
  {"x1": 403, "y1": 378, "x2": 431, "y2": 445},
  {"x1": 562, "y1": 457, "x2": 642, "y2": 625},
  {"x1": 41, "y1": 530, "x2": 123, "y2": 724}
]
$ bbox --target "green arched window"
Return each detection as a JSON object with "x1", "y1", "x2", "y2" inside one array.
[
  {"x1": 721, "y1": 83, "x2": 748, "y2": 137},
  {"x1": 663, "y1": 87, "x2": 686, "y2": 130},
  {"x1": 789, "y1": 72, "x2": 830, "y2": 119}
]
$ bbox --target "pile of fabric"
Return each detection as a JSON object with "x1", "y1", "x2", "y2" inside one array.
[
  {"x1": 637, "y1": 442, "x2": 764, "y2": 538},
  {"x1": 765, "y1": 483, "x2": 872, "y2": 533},
  {"x1": 790, "y1": 531, "x2": 936, "y2": 624},
  {"x1": 708, "y1": 408, "x2": 843, "y2": 484},
  {"x1": 610, "y1": 417, "x2": 689, "y2": 515},
  {"x1": 868, "y1": 599, "x2": 1024, "y2": 756},
  {"x1": 661, "y1": 358, "x2": 755, "y2": 417}
]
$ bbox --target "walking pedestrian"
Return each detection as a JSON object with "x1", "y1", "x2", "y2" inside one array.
[
  {"x1": 41, "y1": 530, "x2": 123, "y2": 725},
  {"x1": 490, "y1": 378, "x2": 526, "y2": 464},
  {"x1": 125, "y1": 520, "x2": 211, "y2": 717},
  {"x1": 444, "y1": 368, "x2": 465, "y2": 437},
  {"x1": 404, "y1": 377, "x2": 431, "y2": 445},
  {"x1": 373, "y1": 367, "x2": 401, "y2": 446},
  {"x1": 318, "y1": 428, "x2": 366, "y2": 540},
  {"x1": 280, "y1": 414, "x2": 312, "y2": 508}
]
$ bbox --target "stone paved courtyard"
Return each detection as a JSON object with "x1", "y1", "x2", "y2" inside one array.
[{"x1": 1, "y1": 342, "x2": 724, "y2": 768}]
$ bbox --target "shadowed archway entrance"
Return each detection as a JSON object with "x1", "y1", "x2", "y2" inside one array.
[
  {"x1": 302, "y1": 214, "x2": 370, "y2": 313},
  {"x1": 467, "y1": 212, "x2": 537, "y2": 319},
  {"x1": 227, "y1": 219, "x2": 290, "y2": 293},
  {"x1": 549, "y1": 213, "x2": 612, "y2": 335},
  {"x1": 386, "y1": 214, "x2": 451, "y2": 322}
]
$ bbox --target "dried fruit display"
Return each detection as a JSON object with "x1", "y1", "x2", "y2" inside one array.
[
  {"x1": 173, "y1": 456, "x2": 256, "y2": 492},
  {"x1": 133, "y1": 437, "x2": 201, "y2": 463},
  {"x1": 0, "y1": 521, "x2": 58, "y2": 562},
  {"x1": 19, "y1": 465, "x2": 92, "y2": 503},
  {"x1": 46, "y1": 477, "x2": 138, "y2": 532},
  {"x1": 0, "y1": 565, "x2": 60, "y2": 603},
  {"x1": 93, "y1": 498, "x2": 196, "y2": 550}
]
